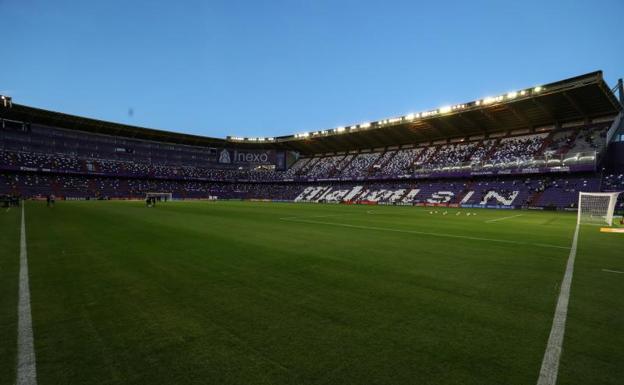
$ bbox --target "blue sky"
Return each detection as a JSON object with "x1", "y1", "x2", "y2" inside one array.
[{"x1": 1, "y1": 0, "x2": 623, "y2": 138}]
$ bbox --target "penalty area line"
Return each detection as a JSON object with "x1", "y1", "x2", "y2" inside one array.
[
  {"x1": 280, "y1": 217, "x2": 569, "y2": 250},
  {"x1": 17, "y1": 204, "x2": 37, "y2": 385},
  {"x1": 602, "y1": 269, "x2": 624, "y2": 274},
  {"x1": 279, "y1": 213, "x2": 356, "y2": 220},
  {"x1": 485, "y1": 214, "x2": 524, "y2": 223},
  {"x1": 536, "y1": 223, "x2": 580, "y2": 385}
]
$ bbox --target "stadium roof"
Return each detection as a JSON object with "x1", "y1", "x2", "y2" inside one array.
[{"x1": 1, "y1": 71, "x2": 621, "y2": 154}]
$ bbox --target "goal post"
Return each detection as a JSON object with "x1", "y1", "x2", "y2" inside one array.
[
  {"x1": 577, "y1": 192, "x2": 621, "y2": 226},
  {"x1": 145, "y1": 192, "x2": 173, "y2": 202}
]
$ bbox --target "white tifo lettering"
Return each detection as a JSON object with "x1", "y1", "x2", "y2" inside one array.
[
  {"x1": 480, "y1": 191, "x2": 519, "y2": 205},
  {"x1": 426, "y1": 191, "x2": 454, "y2": 204},
  {"x1": 294, "y1": 186, "x2": 422, "y2": 203}
]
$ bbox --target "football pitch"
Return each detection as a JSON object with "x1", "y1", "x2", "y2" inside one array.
[{"x1": 1, "y1": 201, "x2": 623, "y2": 385}]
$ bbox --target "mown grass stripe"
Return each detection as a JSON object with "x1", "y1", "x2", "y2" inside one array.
[{"x1": 281, "y1": 217, "x2": 569, "y2": 250}]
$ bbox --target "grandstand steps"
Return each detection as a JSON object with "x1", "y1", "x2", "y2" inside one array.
[
  {"x1": 536, "y1": 132, "x2": 554, "y2": 156},
  {"x1": 328, "y1": 155, "x2": 347, "y2": 178},
  {"x1": 301, "y1": 157, "x2": 320, "y2": 174},
  {"x1": 455, "y1": 182, "x2": 474, "y2": 204},
  {"x1": 368, "y1": 150, "x2": 396, "y2": 177},
  {"x1": 339, "y1": 154, "x2": 356, "y2": 177},
  {"x1": 558, "y1": 128, "x2": 581, "y2": 156},
  {"x1": 408, "y1": 148, "x2": 424, "y2": 169},
  {"x1": 412, "y1": 146, "x2": 438, "y2": 170},
  {"x1": 119, "y1": 179, "x2": 130, "y2": 198},
  {"x1": 528, "y1": 190, "x2": 544, "y2": 206},
  {"x1": 464, "y1": 142, "x2": 480, "y2": 163},
  {"x1": 284, "y1": 157, "x2": 307, "y2": 178},
  {"x1": 86, "y1": 179, "x2": 97, "y2": 196},
  {"x1": 51, "y1": 178, "x2": 62, "y2": 196},
  {"x1": 80, "y1": 159, "x2": 90, "y2": 172},
  {"x1": 481, "y1": 138, "x2": 501, "y2": 163}
]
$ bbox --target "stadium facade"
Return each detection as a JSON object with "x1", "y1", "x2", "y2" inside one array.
[{"x1": 1, "y1": 71, "x2": 623, "y2": 211}]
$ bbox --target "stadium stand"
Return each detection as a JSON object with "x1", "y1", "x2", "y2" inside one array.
[{"x1": 1, "y1": 71, "x2": 623, "y2": 210}]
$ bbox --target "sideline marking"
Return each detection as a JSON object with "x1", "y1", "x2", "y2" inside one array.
[
  {"x1": 485, "y1": 214, "x2": 524, "y2": 223},
  {"x1": 602, "y1": 269, "x2": 624, "y2": 274},
  {"x1": 17, "y1": 204, "x2": 37, "y2": 385},
  {"x1": 536, "y1": 224, "x2": 580, "y2": 385},
  {"x1": 280, "y1": 217, "x2": 569, "y2": 250}
]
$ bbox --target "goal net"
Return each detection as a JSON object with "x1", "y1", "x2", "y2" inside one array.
[
  {"x1": 577, "y1": 192, "x2": 621, "y2": 226},
  {"x1": 145, "y1": 192, "x2": 173, "y2": 202}
]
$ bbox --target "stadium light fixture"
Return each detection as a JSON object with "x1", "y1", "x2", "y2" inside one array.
[
  {"x1": 229, "y1": 79, "x2": 552, "y2": 141},
  {"x1": 483, "y1": 95, "x2": 504, "y2": 105},
  {"x1": 421, "y1": 110, "x2": 438, "y2": 118}
]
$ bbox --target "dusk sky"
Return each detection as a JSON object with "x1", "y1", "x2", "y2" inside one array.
[{"x1": 2, "y1": 0, "x2": 623, "y2": 138}]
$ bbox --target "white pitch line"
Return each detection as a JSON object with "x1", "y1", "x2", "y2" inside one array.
[
  {"x1": 485, "y1": 214, "x2": 524, "y2": 223},
  {"x1": 536, "y1": 224, "x2": 580, "y2": 385},
  {"x1": 17, "y1": 204, "x2": 37, "y2": 385},
  {"x1": 602, "y1": 269, "x2": 624, "y2": 274},
  {"x1": 280, "y1": 217, "x2": 569, "y2": 250},
  {"x1": 279, "y1": 213, "x2": 355, "y2": 220}
]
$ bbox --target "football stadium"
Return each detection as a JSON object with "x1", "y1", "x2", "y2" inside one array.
[
  {"x1": 2, "y1": 3, "x2": 624, "y2": 385},
  {"x1": 2, "y1": 71, "x2": 624, "y2": 385}
]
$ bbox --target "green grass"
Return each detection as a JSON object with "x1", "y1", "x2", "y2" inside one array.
[
  {"x1": 1, "y1": 201, "x2": 623, "y2": 384},
  {"x1": 0, "y1": 206, "x2": 19, "y2": 385}
]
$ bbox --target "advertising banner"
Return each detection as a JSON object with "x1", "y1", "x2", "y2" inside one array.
[{"x1": 217, "y1": 149, "x2": 277, "y2": 165}]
